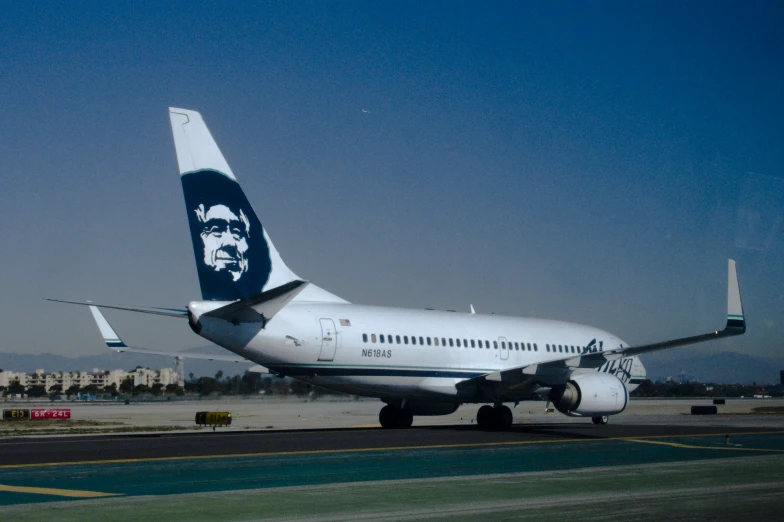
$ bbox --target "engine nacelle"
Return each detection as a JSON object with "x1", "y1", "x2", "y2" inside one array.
[{"x1": 549, "y1": 372, "x2": 628, "y2": 417}]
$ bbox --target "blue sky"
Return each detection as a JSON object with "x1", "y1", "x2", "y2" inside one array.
[{"x1": 0, "y1": 1, "x2": 782, "y2": 362}]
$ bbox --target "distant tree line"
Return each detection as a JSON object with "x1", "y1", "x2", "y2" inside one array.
[
  {"x1": 8, "y1": 375, "x2": 779, "y2": 400},
  {"x1": 183, "y1": 370, "x2": 347, "y2": 398},
  {"x1": 0, "y1": 370, "x2": 349, "y2": 399}
]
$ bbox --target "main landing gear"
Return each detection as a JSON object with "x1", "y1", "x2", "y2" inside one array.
[
  {"x1": 476, "y1": 405, "x2": 514, "y2": 430},
  {"x1": 379, "y1": 405, "x2": 414, "y2": 429},
  {"x1": 591, "y1": 415, "x2": 609, "y2": 425}
]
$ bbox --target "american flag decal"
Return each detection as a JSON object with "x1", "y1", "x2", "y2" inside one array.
[{"x1": 339, "y1": 319, "x2": 351, "y2": 326}]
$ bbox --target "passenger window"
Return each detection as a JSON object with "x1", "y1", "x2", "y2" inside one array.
[
  {"x1": 363, "y1": 334, "x2": 368, "y2": 343},
  {"x1": 493, "y1": 341, "x2": 498, "y2": 349},
  {"x1": 501, "y1": 341, "x2": 506, "y2": 349},
  {"x1": 380, "y1": 335, "x2": 385, "y2": 344},
  {"x1": 396, "y1": 335, "x2": 401, "y2": 344},
  {"x1": 442, "y1": 338, "x2": 446, "y2": 346},
  {"x1": 546, "y1": 344, "x2": 550, "y2": 352},
  {"x1": 404, "y1": 336, "x2": 408, "y2": 344},
  {"x1": 449, "y1": 338, "x2": 454, "y2": 347},
  {"x1": 427, "y1": 337, "x2": 432, "y2": 346},
  {"x1": 434, "y1": 337, "x2": 440, "y2": 346},
  {"x1": 534, "y1": 343, "x2": 538, "y2": 351},
  {"x1": 419, "y1": 337, "x2": 424, "y2": 345},
  {"x1": 371, "y1": 334, "x2": 377, "y2": 343},
  {"x1": 470, "y1": 340, "x2": 475, "y2": 348},
  {"x1": 485, "y1": 340, "x2": 490, "y2": 349},
  {"x1": 514, "y1": 342, "x2": 519, "y2": 350},
  {"x1": 388, "y1": 335, "x2": 393, "y2": 343},
  {"x1": 457, "y1": 339, "x2": 462, "y2": 347},
  {"x1": 412, "y1": 336, "x2": 417, "y2": 345}
]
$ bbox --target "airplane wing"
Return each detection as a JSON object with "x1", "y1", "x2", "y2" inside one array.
[
  {"x1": 459, "y1": 259, "x2": 745, "y2": 390},
  {"x1": 88, "y1": 305, "x2": 268, "y2": 372},
  {"x1": 47, "y1": 299, "x2": 189, "y2": 318}
]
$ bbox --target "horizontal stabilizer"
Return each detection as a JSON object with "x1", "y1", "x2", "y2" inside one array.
[
  {"x1": 203, "y1": 280, "x2": 309, "y2": 325},
  {"x1": 47, "y1": 298, "x2": 188, "y2": 319},
  {"x1": 88, "y1": 305, "x2": 262, "y2": 367}
]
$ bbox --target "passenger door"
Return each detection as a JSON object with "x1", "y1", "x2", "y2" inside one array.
[
  {"x1": 318, "y1": 318, "x2": 337, "y2": 361},
  {"x1": 498, "y1": 336, "x2": 509, "y2": 361}
]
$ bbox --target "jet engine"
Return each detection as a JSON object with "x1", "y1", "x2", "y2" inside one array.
[{"x1": 549, "y1": 372, "x2": 628, "y2": 417}]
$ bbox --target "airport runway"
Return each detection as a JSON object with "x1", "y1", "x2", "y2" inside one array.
[
  {"x1": 2, "y1": 399, "x2": 784, "y2": 520},
  {"x1": 0, "y1": 422, "x2": 777, "y2": 466},
  {"x1": 1, "y1": 422, "x2": 784, "y2": 521}
]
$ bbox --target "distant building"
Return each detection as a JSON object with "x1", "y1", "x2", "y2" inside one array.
[
  {"x1": 0, "y1": 367, "x2": 183, "y2": 392},
  {"x1": 780, "y1": 370, "x2": 784, "y2": 386}
]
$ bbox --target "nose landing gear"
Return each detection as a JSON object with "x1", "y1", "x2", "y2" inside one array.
[
  {"x1": 476, "y1": 404, "x2": 514, "y2": 430},
  {"x1": 379, "y1": 405, "x2": 414, "y2": 429}
]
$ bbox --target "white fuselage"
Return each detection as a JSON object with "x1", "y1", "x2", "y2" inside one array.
[{"x1": 190, "y1": 301, "x2": 646, "y2": 403}]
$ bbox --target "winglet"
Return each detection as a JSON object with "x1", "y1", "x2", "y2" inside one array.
[
  {"x1": 726, "y1": 259, "x2": 745, "y2": 333},
  {"x1": 89, "y1": 306, "x2": 128, "y2": 349}
]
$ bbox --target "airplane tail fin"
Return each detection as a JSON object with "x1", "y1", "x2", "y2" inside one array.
[{"x1": 168, "y1": 108, "x2": 345, "y2": 303}]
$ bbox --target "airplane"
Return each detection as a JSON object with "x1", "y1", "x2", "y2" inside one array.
[{"x1": 49, "y1": 107, "x2": 746, "y2": 430}]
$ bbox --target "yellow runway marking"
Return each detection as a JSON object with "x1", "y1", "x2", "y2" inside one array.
[
  {"x1": 622, "y1": 437, "x2": 784, "y2": 453},
  {"x1": 0, "y1": 438, "x2": 586, "y2": 469},
  {"x1": 0, "y1": 483, "x2": 120, "y2": 498},
  {"x1": 0, "y1": 430, "x2": 782, "y2": 470}
]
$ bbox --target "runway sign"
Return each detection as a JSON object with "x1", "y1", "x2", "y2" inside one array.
[
  {"x1": 30, "y1": 409, "x2": 71, "y2": 420},
  {"x1": 2, "y1": 409, "x2": 30, "y2": 421},
  {"x1": 195, "y1": 411, "x2": 232, "y2": 428}
]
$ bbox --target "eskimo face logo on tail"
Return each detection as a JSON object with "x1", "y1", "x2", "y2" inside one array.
[
  {"x1": 195, "y1": 203, "x2": 250, "y2": 281},
  {"x1": 181, "y1": 170, "x2": 272, "y2": 301}
]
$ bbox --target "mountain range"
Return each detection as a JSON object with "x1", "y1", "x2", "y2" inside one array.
[{"x1": 642, "y1": 352, "x2": 784, "y2": 385}]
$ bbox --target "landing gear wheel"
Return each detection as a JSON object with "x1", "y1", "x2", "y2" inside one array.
[
  {"x1": 399, "y1": 409, "x2": 414, "y2": 428},
  {"x1": 477, "y1": 405, "x2": 495, "y2": 430},
  {"x1": 592, "y1": 415, "x2": 609, "y2": 425},
  {"x1": 497, "y1": 405, "x2": 513, "y2": 430},
  {"x1": 379, "y1": 405, "x2": 414, "y2": 429},
  {"x1": 379, "y1": 405, "x2": 396, "y2": 429}
]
